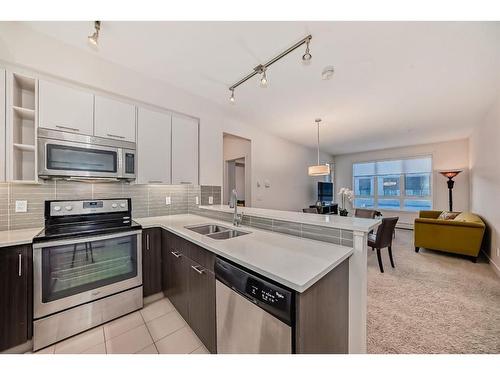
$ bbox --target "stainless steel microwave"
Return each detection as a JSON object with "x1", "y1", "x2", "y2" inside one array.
[{"x1": 38, "y1": 128, "x2": 136, "y2": 181}]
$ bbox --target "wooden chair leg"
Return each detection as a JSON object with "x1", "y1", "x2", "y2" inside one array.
[
  {"x1": 376, "y1": 248, "x2": 384, "y2": 273},
  {"x1": 388, "y1": 246, "x2": 395, "y2": 268},
  {"x1": 415, "y1": 246, "x2": 420, "y2": 253}
]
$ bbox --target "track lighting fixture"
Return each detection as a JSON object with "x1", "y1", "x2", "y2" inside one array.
[
  {"x1": 88, "y1": 21, "x2": 101, "y2": 46},
  {"x1": 228, "y1": 35, "x2": 312, "y2": 103},
  {"x1": 302, "y1": 38, "x2": 312, "y2": 64}
]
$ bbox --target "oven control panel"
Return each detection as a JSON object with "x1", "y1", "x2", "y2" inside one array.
[{"x1": 49, "y1": 199, "x2": 129, "y2": 216}]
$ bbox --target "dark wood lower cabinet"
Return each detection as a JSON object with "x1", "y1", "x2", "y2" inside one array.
[
  {"x1": 162, "y1": 230, "x2": 216, "y2": 353},
  {"x1": 188, "y1": 258, "x2": 216, "y2": 353},
  {"x1": 142, "y1": 228, "x2": 163, "y2": 297},
  {"x1": 162, "y1": 231, "x2": 190, "y2": 321},
  {"x1": 0, "y1": 244, "x2": 32, "y2": 352}
]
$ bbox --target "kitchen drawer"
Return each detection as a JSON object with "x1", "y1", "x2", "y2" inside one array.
[{"x1": 188, "y1": 242, "x2": 215, "y2": 272}]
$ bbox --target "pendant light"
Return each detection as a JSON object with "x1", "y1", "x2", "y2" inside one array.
[{"x1": 308, "y1": 119, "x2": 331, "y2": 176}]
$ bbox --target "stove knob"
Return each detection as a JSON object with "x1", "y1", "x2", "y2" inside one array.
[
  {"x1": 120, "y1": 203, "x2": 126, "y2": 208},
  {"x1": 112, "y1": 203, "x2": 118, "y2": 208},
  {"x1": 54, "y1": 206, "x2": 61, "y2": 212},
  {"x1": 65, "y1": 205, "x2": 73, "y2": 211}
]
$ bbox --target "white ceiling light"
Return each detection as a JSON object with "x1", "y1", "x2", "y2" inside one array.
[
  {"x1": 322, "y1": 66, "x2": 335, "y2": 80},
  {"x1": 88, "y1": 21, "x2": 101, "y2": 46},
  {"x1": 308, "y1": 119, "x2": 331, "y2": 176},
  {"x1": 229, "y1": 35, "x2": 312, "y2": 102}
]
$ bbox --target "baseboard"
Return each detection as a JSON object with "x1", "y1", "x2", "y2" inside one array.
[
  {"x1": 481, "y1": 250, "x2": 500, "y2": 277},
  {"x1": 1, "y1": 340, "x2": 32, "y2": 354},
  {"x1": 143, "y1": 292, "x2": 164, "y2": 306}
]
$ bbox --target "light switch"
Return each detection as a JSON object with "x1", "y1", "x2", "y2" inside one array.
[
  {"x1": 15, "y1": 200, "x2": 28, "y2": 213},
  {"x1": 165, "y1": 196, "x2": 171, "y2": 205},
  {"x1": 195, "y1": 196, "x2": 199, "y2": 205},
  {"x1": 208, "y1": 196, "x2": 213, "y2": 205}
]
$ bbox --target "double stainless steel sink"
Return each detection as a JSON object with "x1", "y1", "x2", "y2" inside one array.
[{"x1": 185, "y1": 224, "x2": 250, "y2": 240}]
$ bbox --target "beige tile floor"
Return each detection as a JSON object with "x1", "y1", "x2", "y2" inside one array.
[{"x1": 34, "y1": 297, "x2": 210, "y2": 354}]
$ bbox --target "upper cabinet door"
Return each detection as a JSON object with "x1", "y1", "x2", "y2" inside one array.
[
  {"x1": 137, "y1": 107, "x2": 171, "y2": 184},
  {"x1": 172, "y1": 115, "x2": 199, "y2": 185},
  {"x1": 39, "y1": 80, "x2": 94, "y2": 135},
  {"x1": 94, "y1": 96, "x2": 136, "y2": 142}
]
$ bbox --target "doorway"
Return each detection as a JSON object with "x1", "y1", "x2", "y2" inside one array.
[{"x1": 223, "y1": 133, "x2": 251, "y2": 207}]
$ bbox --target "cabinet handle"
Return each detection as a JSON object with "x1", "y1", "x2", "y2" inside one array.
[
  {"x1": 171, "y1": 251, "x2": 181, "y2": 258},
  {"x1": 56, "y1": 125, "x2": 80, "y2": 132},
  {"x1": 18, "y1": 254, "x2": 22, "y2": 277},
  {"x1": 107, "y1": 133, "x2": 126, "y2": 139},
  {"x1": 146, "y1": 234, "x2": 150, "y2": 250},
  {"x1": 191, "y1": 265, "x2": 205, "y2": 274},
  {"x1": 180, "y1": 181, "x2": 191, "y2": 184},
  {"x1": 148, "y1": 180, "x2": 163, "y2": 184}
]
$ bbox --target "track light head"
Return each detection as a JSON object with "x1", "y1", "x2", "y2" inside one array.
[
  {"x1": 88, "y1": 21, "x2": 101, "y2": 46},
  {"x1": 260, "y1": 68, "x2": 268, "y2": 88},
  {"x1": 302, "y1": 38, "x2": 312, "y2": 65},
  {"x1": 229, "y1": 89, "x2": 235, "y2": 104}
]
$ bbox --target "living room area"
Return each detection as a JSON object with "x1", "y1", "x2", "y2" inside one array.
[{"x1": 323, "y1": 103, "x2": 500, "y2": 353}]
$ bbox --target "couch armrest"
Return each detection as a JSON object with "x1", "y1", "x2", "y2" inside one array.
[
  {"x1": 414, "y1": 218, "x2": 485, "y2": 229},
  {"x1": 418, "y1": 210, "x2": 442, "y2": 219}
]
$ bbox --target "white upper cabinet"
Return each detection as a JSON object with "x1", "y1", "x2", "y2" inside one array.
[
  {"x1": 171, "y1": 114, "x2": 199, "y2": 185},
  {"x1": 94, "y1": 95, "x2": 136, "y2": 142},
  {"x1": 137, "y1": 107, "x2": 172, "y2": 184},
  {"x1": 39, "y1": 80, "x2": 94, "y2": 135},
  {"x1": 0, "y1": 69, "x2": 5, "y2": 181}
]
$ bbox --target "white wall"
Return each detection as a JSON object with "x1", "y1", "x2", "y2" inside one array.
[
  {"x1": 0, "y1": 22, "x2": 326, "y2": 212},
  {"x1": 469, "y1": 94, "x2": 500, "y2": 276},
  {"x1": 333, "y1": 139, "x2": 470, "y2": 227}
]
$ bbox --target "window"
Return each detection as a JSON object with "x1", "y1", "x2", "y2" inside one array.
[{"x1": 353, "y1": 156, "x2": 432, "y2": 211}]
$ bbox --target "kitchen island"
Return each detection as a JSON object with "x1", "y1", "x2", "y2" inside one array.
[{"x1": 138, "y1": 208, "x2": 381, "y2": 354}]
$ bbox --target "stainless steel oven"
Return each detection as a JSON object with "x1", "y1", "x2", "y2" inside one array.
[
  {"x1": 33, "y1": 230, "x2": 142, "y2": 319},
  {"x1": 38, "y1": 128, "x2": 136, "y2": 181},
  {"x1": 32, "y1": 198, "x2": 143, "y2": 351}
]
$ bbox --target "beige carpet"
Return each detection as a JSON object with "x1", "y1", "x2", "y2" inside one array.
[{"x1": 367, "y1": 229, "x2": 500, "y2": 353}]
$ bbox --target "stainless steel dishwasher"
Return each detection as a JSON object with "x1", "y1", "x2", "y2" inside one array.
[{"x1": 215, "y1": 257, "x2": 293, "y2": 354}]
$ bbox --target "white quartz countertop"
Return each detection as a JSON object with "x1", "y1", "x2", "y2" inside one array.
[
  {"x1": 136, "y1": 214, "x2": 353, "y2": 293},
  {"x1": 0, "y1": 227, "x2": 42, "y2": 248},
  {"x1": 199, "y1": 205, "x2": 381, "y2": 232}
]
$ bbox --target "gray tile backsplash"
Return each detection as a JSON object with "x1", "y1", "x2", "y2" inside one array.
[
  {"x1": 194, "y1": 206, "x2": 356, "y2": 248},
  {"x1": 200, "y1": 185, "x2": 222, "y2": 205},
  {"x1": 0, "y1": 181, "x2": 204, "y2": 231}
]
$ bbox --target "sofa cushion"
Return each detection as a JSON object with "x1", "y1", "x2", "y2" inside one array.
[{"x1": 437, "y1": 211, "x2": 460, "y2": 220}]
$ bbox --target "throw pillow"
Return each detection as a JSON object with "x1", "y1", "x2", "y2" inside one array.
[{"x1": 438, "y1": 211, "x2": 460, "y2": 220}]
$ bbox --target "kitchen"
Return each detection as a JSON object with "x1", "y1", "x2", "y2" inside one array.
[{"x1": 0, "y1": 23, "x2": 382, "y2": 355}]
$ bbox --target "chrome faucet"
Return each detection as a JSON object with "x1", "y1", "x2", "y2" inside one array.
[{"x1": 231, "y1": 189, "x2": 243, "y2": 227}]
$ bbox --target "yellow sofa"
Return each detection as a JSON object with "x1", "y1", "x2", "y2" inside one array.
[{"x1": 414, "y1": 211, "x2": 485, "y2": 261}]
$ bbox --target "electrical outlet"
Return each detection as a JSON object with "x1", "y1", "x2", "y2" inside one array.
[
  {"x1": 15, "y1": 200, "x2": 28, "y2": 213},
  {"x1": 195, "y1": 196, "x2": 199, "y2": 205},
  {"x1": 208, "y1": 196, "x2": 213, "y2": 205},
  {"x1": 165, "y1": 196, "x2": 171, "y2": 205}
]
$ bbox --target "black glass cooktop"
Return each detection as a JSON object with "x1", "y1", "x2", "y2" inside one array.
[{"x1": 33, "y1": 219, "x2": 142, "y2": 243}]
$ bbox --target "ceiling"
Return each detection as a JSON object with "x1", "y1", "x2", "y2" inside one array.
[{"x1": 23, "y1": 21, "x2": 500, "y2": 155}]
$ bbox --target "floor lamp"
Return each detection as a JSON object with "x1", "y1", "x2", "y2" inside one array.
[{"x1": 439, "y1": 170, "x2": 462, "y2": 212}]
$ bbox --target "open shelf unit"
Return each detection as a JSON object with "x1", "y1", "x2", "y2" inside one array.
[{"x1": 7, "y1": 72, "x2": 38, "y2": 183}]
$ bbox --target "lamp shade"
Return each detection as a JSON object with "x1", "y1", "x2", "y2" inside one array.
[
  {"x1": 308, "y1": 164, "x2": 331, "y2": 176},
  {"x1": 440, "y1": 170, "x2": 462, "y2": 179}
]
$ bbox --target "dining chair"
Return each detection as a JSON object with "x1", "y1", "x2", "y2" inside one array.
[{"x1": 368, "y1": 217, "x2": 399, "y2": 273}]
